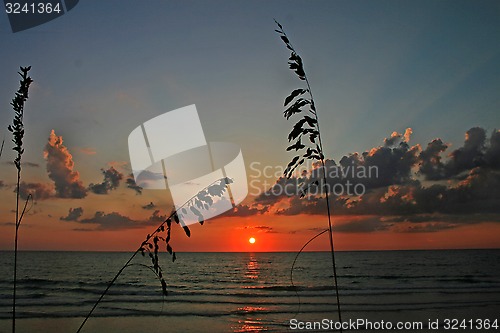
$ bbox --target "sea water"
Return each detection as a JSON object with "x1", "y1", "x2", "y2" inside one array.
[{"x1": 0, "y1": 250, "x2": 499, "y2": 332}]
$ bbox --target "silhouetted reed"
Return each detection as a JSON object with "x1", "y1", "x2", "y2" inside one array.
[
  {"x1": 7, "y1": 66, "x2": 33, "y2": 333},
  {"x1": 77, "y1": 177, "x2": 233, "y2": 333},
  {"x1": 274, "y1": 21, "x2": 343, "y2": 329}
]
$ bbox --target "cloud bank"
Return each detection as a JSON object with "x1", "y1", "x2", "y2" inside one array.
[{"x1": 243, "y1": 127, "x2": 500, "y2": 233}]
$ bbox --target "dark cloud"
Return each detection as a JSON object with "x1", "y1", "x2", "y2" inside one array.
[
  {"x1": 418, "y1": 139, "x2": 448, "y2": 180},
  {"x1": 419, "y1": 128, "x2": 500, "y2": 180},
  {"x1": 60, "y1": 207, "x2": 83, "y2": 221},
  {"x1": 248, "y1": 128, "x2": 500, "y2": 233},
  {"x1": 18, "y1": 181, "x2": 54, "y2": 200},
  {"x1": 485, "y1": 129, "x2": 500, "y2": 169},
  {"x1": 274, "y1": 168, "x2": 500, "y2": 224},
  {"x1": 147, "y1": 210, "x2": 167, "y2": 224},
  {"x1": 88, "y1": 167, "x2": 123, "y2": 194},
  {"x1": 126, "y1": 175, "x2": 142, "y2": 195},
  {"x1": 44, "y1": 130, "x2": 87, "y2": 198},
  {"x1": 79, "y1": 211, "x2": 138, "y2": 230},
  {"x1": 254, "y1": 176, "x2": 307, "y2": 205},
  {"x1": 254, "y1": 225, "x2": 276, "y2": 233},
  {"x1": 221, "y1": 204, "x2": 269, "y2": 217},
  {"x1": 350, "y1": 134, "x2": 420, "y2": 188},
  {"x1": 239, "y1": 225, "x2": 276, "y2": 233},
  {"x1": 446, "y1": 127, "x2": 486, "y2": 177},
  {"x1": 87, "y1": 182, "x2": 108, "y2": 195},
  {"x1": 142, "y1": 202, "x2": 156, "y2": 210},
  {"x1": 256, "y1": 129, "x2": 420, "y2": 206},
  {"x1": 76, "y1": 210, "x2": 165, "y2": 230},
  {"x1": 275, "y1": 196, "x2": 325, "y2": 216}
]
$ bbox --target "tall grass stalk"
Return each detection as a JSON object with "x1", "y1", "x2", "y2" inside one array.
[
  {"x1": 274, "y1": 21, "x2": 342, "y2": 330},
  {"x1": 0, "y1": 136, "x2": 5, "y2": 158},
  {"x1": 8, "y1": 66, "x2": 33, "y2": 333},
  {"x1": 77, "y1": 177, "x2": 232, "y2": 333}
]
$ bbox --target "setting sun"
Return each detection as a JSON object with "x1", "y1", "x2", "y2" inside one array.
[{"x1": 249, "y1": 237, "x2": 256, "y2": 244}]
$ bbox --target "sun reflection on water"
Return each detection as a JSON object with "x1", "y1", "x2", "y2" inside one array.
[
  {"x1": 233, "y1": 317, "x2": 269, "y2": 332},
  {"x1": 244, "y1": 254, "x2": 260, "y2": 280},
  {"x1": 231, "y1": 254, "x2": 270, "y2": 332}
]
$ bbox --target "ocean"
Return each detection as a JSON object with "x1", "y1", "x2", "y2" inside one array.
[{"x1": 0, "y1": 250, "x2": 499, "y2": 332}]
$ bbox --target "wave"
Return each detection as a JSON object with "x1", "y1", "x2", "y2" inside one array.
[
  {"x1": 1, "y1": 298, "x2": 499, "y2": 319},
  {"x1": 0, "y1": 251, "x2": 499, "y2": 322}
]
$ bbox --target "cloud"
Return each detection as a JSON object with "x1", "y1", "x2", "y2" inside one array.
[
  {"x1": 403, "y1": 128, "x2": 412, "y2": 143},
  {"x1": 18, "y1": 181, "x2": 54, "y2": 200},
  {"x1": 79, "y1": 147, "x2": 96, "y2": 155},
  {"x1": 246, "y1": 127, "x2": 500, "y2": 233},
  {"x1": 88, "y1": 167, "x2": 123, "y2": 194},
  {"x1": 334, "y1": 217, "x2": 390, "y2": 233},
  {"x1": 221, "y1": 204, "x2": 269, "y2": 217},
  {"x1": 273, "y1": 168, "x2": 500, "y2": 223},
  {"x1": 142, "y1": 202, "x2": 156, "y2": 210},
  {"x1": 419, "y1": 128, "x2": 500, "y2": 180},
  {"x1": 44, "y1": 130, "x2": 87, "y2": 198},
  {"x1": 60, "y1": 207, "x2": 83, "y2": 221},
  {"x1": 445, "y1": 127, "x2": 487, "y2": 177},
  {"x1": 126, "y1": 174, "x2": 142, "y2": 195},
  {"x1": 418, "y1": 138, "x2": 448, "y2": 180},
  {"x1": 76, "y1": 209, "x2": 165, "y2": 230},
  {"x1": 133, "y1": 170, "x2": 167, "y2": 189},
  {"x1": 79, "y1": 211, "x2": 138, "y2": 230},
  {"x1": 238, "y1": 225, "x2": 276, "y2": 233},
  {"x1": 253, "y1": 225, "x2": 275, "y2": 233},
  {"x1": 485, "y1": 129, "x2": 500, "y2": 169},
  {"x1": 255, "y1": 128, "x2": 421, "y2": 205},
  {"x1": 349, "y1": 130, "x2": 420, "y2": 188},
  {"x1": 4, "y1": 161, "x2": 40, "y2": 168},
  {"x1": 146, "y1": 210, "x2": 167, "y2": 224},
  {"x1": 383, "y1": 128, "x2": 412, "y2": 147}
]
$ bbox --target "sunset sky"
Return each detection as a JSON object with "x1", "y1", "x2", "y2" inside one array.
[{"x1": 1, "y1": 0, "x2": 499, "y2": 252}]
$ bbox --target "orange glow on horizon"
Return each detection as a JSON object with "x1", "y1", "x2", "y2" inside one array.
[{"x1": 0, "y1": 214, "x2": 499, "y2": 252}]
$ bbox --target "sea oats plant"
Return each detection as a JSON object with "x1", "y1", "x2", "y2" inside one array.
[
  {"x1": 274, "y1": 21, "x2": 343, "y2": 328},
  {"x1": 0, "y1": 136, "x2": 5, "y2": 159},
  {"x1": 77, "y1": 177, "x2": 233, "y2": 333},
  {"x1": 7, "y1": 66, "x2": 33, "y2": 333}
]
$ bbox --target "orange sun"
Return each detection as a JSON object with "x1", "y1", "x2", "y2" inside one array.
[{"x1": 249, "y1": 237, "x2": 256, "y2": 244}]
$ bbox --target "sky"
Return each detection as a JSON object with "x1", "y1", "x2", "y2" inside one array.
[{"x1": 0, "y1": 0, "x2": 499, "y2": 252}]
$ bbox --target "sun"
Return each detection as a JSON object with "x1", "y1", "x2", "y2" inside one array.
[{"x1": 249, "y1": 237, "x2": 256, "y2": 244}]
